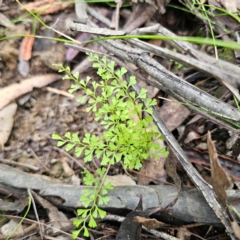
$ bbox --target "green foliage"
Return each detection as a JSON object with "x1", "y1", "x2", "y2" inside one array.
[
  {"x1": 53, "y1": 53, "x2": 168, "y2": 170},
  {"x1": 52, "y1": 53, "x2": 168, "y2": 238},
  {"x1": 72, "y1": 168, "x2": 113, "y2": 238}
]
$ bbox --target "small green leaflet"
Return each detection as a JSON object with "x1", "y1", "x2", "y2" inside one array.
[
  {"x1": 77, "y1": 95, "x2": 86, "y2": 104},
  {"x1": 108, "y1": 61, "x2": 115, "y2": 71},
  {"x1": 75, "y1": 147, "x2": 84, "y2": 157},
  {"x1": 83, "y1": 228, "x2": 89, "y2": 237},
  {"x1": 77, "y1": 209, "x2": 89, "y2": 217},
  {"x1": 83, "y1": 133, "x2": 91, "y2": 144},
  {"x1": 62, "y1": 74, "x2": 71, "y2": 80},
  {"x1": 92, "y1": 62, "x2": 101, "y2": 68},
  {"x1": 98, "y1": 208, "x2": 107, "y2": 218},
  {"x1": 89, "y1": 216, "x2": 97, "y2": 228},
  {"x1": 84, "y1": 150, "x2": 93, "y2": 162},
  {"x1": 137, "y1": 88, "x2": 147, "y2": 99},
  {"x1": 96, "y1": 167, "x2": 106, "y2": 178},
  {"x1": 128, "y1": 76, "x2": 136, "y2": 86},
  {"x1": 57, "y1": 141, "x2": 66, "y2": 147},
  {"x1": 65, "y1": 132, "x2": 71, "y2": 140},
  {"x1": 52, "y1": 133, "x2": 62, "y2": 140},
  {"x1": 65, "y1": 143, "x2": 75, "y2": 151},
  {"x1": 72, "y1": 229, "x2": 81, "y2": 240},
  {"x1": 101, "y1": 56, "x2": 107, "y2": 64}
]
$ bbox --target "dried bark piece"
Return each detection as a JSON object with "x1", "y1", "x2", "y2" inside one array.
[{"x1": 158, "y1": 97, "x2": 190, "y2": 132}]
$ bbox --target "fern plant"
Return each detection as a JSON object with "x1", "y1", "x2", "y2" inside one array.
[
  {"x1": 72, "y1": 168, "x2": 113, "y2": 238},
  {"x1": 52, "y1": 53, "x2": 168, "y2": 238}
]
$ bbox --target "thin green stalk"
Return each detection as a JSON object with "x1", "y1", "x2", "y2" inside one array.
[
  {"x1": 6, "y1": 189, "x2": 31, "y2": 240},
  {"x1": 228, "y1": 205, "x2": 240, "y2": 219},
  {"x1": 196, "y1": 0, "x2": 218, "y2": 60},
  {"x1": 14, "y1": 0, "x2": 240, "y2": 51},
  {"x1": 83, "y1": 35, "x2": 240, "y2": 50},
  {"x1": 200, "y1": 4, "x2": 240, "y2": 23},
  {"x1": 16, "y1": 0, "x2": 81, "y2": 44},
  {"x1": 0, "y1": 33, "x2": 77, "y2": 43},
  {"x1": 234, "y1": 95, "x2": 240, "y2": 111}
]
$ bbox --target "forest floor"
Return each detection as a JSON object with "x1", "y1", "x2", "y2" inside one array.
[{"x1": 0, "y1": 0, "x2": 240, "y2": 239}]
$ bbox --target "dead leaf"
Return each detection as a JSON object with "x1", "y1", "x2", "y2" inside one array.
[
  {"x1": 184, "y1": 148, "x2": 240, "y2": 181},
  {"x1": 71, "y1": 175, "x2": 81, "y2": 185},
  {"x1": 0, "y1": 198, "x2": 28, "y2": 212},
  {"x1": 0, "y1": 12, "x2": 14, "y2": 28},
  {"x1": 177, "y1": 227, "x2": 192, "y2": 240},
  {"x1": 106, "y1": 174, "x2": 136, "y2": 186},
  {"x1": 0, "y1": 74, "x2": 61, "y2": 110},
  {"x1": 138, "y1": 79, "x2": 159, "y2": 99},
  {"x1": 138, "y1": 158, "x2": 166, "y2": 185},
  {"x1": 138, "y1": 138, "x2": 167, "y2": 185},
  {"x1": 184, "y1": 131, "x2": 201, "y2": 144},
  {"x1": 22, "y1": 0, "x2": 73, "y2": 15},
  {"x1": 165, "y1": 157, "x2": 181, "y2": 207},
  {"x1": 207, "y1": 131, "x2": 233, "y2": 207},
  {"x1": 20, "y1": 31, "x2": 35, "y2": 61},
  {"x1": 231, "y1": 221, "x2": 240, "y2": 239},
  {"x1": 176, "y1": 134, "x2": 240, "y2": 238},
  {"x1": 0, "y1": 102, "x2": 17, "y2": 149},
  {"x1": 30, "y1": 190, "x2": 71, "y2": 234},
  {"x1": 1, "y1": 219, "x2": 23, "y2": 236},
  {"x1": 0, "y1": 41, "x2": 19, "y2": 70},
  {"x1": 34, "y1": 43, "x2": 66, "y2": 71},
  {"x1": 217, "y1": 0, "x2": 240, "y2": 12},
  {"x1": 61, "y1": 157, "x2": 75, "y2": 176},
  {"x1": 158, "y1": 97, "x2": 190, "y2": 132},
  {"x1": 134, "y1": 216, "x2": 164, "y2": 229}
]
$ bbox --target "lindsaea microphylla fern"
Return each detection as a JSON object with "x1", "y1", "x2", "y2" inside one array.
[
  {"x1": 52, "y1": 53, "x2": 168, "y2": 238},
  {"x1": 72, "y1": 167, "x2": 113, "y2": 238}
]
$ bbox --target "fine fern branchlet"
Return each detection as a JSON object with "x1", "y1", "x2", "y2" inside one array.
[
  {"x1": 72, "y1": 167, "x2": 113, "y2": 238},
  {"x1": 52, "y1": 53, "x2": 168, "y2": 238}
]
